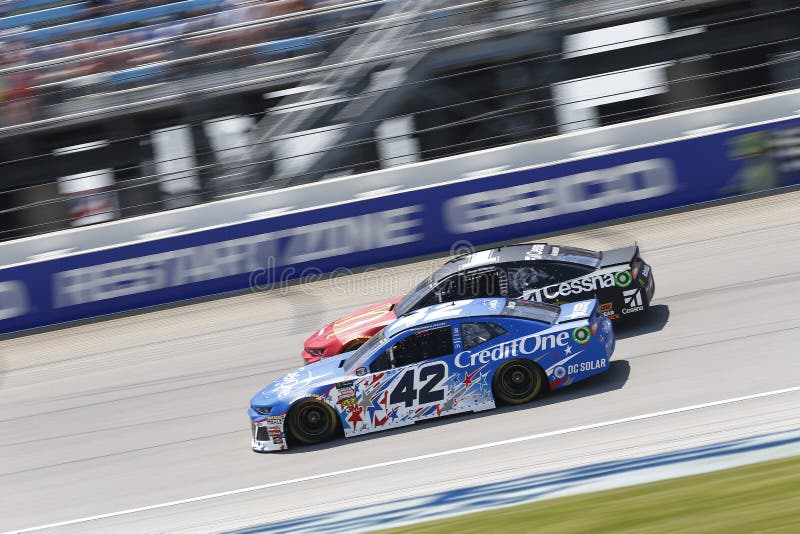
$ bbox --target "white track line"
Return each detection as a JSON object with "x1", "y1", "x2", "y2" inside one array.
[{"x1": 7, "y1": 385, "x2": 800, "y2": 534}]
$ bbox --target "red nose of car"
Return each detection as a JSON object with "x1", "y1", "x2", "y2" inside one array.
[{"x1": 301, "y1": 295, "x2": 402, "y2": 364}]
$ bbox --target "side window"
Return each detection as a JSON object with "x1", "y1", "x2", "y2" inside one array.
[
  {"x1": 542, "y1": 262, "x2": 595, "y2": 283},
  {"x1": 369, "y1": 350, "x2": 392, "y2": 373},
  {"x1": 507, "y1": 262, "x2": 594, "y2": 295},
  {"x1": 506, "y1": 263, "x2": 553, "y2": 296},
  {"x1": 433, "y1": 275, "x2": 460, "y2": 303},
  {"x1": 391, "y1": 326, "x2": 454, "y2": 367},
  {"x1": 462, "y1": 322, "x2": 508, "y2": 349},
  {"x1": 439, "y1": 269, "x2": 506, "y2": 303}
]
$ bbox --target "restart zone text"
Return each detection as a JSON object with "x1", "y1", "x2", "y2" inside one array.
[{"x1": 249, "y1": 297, "x2": 615, "y2": 451}]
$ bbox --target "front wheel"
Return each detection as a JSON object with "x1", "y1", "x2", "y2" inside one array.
[
  {"x1": 492, "y1": 359, "x2": 546, "y2": 405},
  {"x1": 287, "y1": 400, "x2": 339, "y2": 444}
]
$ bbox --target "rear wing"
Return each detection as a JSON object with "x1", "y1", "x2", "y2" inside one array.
[
  {"x1": 599, "y1": 244, "x2": 640, "y2": 267},
  {"x1": 556, "y1": 299, "x2": 599, "y2": 324}
]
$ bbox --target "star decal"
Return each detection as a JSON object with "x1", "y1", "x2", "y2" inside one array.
[
  {"x1": 565, "y1": 345, "x2": 572, "y2": 355},
  {"x1": 463, "y1": 368, "x2": 481, "y2": 386},
  {"x1": 347, "y1": 406, "x2": 364, "y2": 430},
  {"x1": 367, "y1": 391, "x2": 387, "y2": 421},
  {"x1": 474, "y1": 371, "x2": 489, "y2": 390}
]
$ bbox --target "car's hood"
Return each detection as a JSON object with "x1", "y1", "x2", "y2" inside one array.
[
  {"x1": 305, "y1": 296, "x2": 401, "y2": 349},
  {"x1": 252, "y1": 353, "x2": 353, "y2": 407}
]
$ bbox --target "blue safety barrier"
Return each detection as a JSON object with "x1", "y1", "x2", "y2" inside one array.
[{"x1": 1, "y1": 117, "x2": 798, "y2": 335}]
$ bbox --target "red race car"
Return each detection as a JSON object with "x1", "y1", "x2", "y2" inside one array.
[{"x1": 301, "y1": 242, "x2": 653, "y2": 364}]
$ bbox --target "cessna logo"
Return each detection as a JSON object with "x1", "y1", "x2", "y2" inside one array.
[
  {"x1": 526, "y1": 271, "x2": 631, "y2": 302},
  {"x1": 622, "y1": 288, "x2": 644, "y2": 314},
  {"x1": 455, "y1": 330, "x2": 570, "y2": 368}
]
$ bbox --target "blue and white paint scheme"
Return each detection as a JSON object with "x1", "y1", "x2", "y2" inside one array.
[{"x1": 248, "y1": 297, "x2": 614, "y2": 452}]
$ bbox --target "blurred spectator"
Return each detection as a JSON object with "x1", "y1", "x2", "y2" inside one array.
[
  {"x1": 3, "y1": 70, "x2": 36, "y2": 125},
  {"x1": 0, "y1": 0, "x2": 368, "y2": 126}
]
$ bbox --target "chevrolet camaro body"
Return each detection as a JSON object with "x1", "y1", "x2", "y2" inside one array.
[
  {"x1": 250, "y1": 297, "x2": 614, "y2": 452},
  {"x1": 302, "y1": 242, "x2": 652, "y2": 363}
]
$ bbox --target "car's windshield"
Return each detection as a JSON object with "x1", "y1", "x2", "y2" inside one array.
[
  {"x1": 343, "y1": 330, "x2": 387, "y2": 373},
  {"x1": 395, "y1": 274, "x2": 435, "y2": 316}
]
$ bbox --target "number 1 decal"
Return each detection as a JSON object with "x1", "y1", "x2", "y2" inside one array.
[{"x1": 389, "y1": 362, "x2": 448, "y2": 408}]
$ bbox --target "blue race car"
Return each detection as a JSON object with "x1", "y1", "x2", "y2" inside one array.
[{"x1": 249, "y1": 297, "x2": 615, "y2": 452}]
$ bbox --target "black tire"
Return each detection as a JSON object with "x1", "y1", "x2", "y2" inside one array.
[
  {"x1": 492, "y1": 359, "x2": 547, "y2": 405},
  {"x1": 287, "y1": 400, "x2": 338, "y2": 445}
]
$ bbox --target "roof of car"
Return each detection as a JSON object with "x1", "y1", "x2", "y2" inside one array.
[
  {"x1": 385, "y1": 298, "x2": 507, "y2": 338},
  {"x1": 430, "y1": 243, "x2": 600, "y2": 284}
]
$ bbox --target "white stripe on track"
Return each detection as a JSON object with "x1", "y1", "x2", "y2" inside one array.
[{"x1": 6, "y1": 384, "x2": 800, "y2": 534}]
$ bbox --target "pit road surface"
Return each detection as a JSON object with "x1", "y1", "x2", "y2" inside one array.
[{"x1": 2, "y1": 191, "x2": 800, "y2": 533}]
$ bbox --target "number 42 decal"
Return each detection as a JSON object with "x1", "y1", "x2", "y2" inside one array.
[{"x1": 389, "y1": 362, "x2": 447, "y2": 407}]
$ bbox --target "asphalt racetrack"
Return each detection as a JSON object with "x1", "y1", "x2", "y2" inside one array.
[{"x1": 2, "y1": 191, "x2": 800, "y2": 533}]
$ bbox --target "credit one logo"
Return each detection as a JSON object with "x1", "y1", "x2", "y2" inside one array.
[
  {"x1": 443, "y1": 159, "x2": 677, "y2": 233},
  {"x1": 0, "y1": 281, "x2": 30, "y2": 321},
  {"x1": 454, "y1": 330, "x2": 569, "y2": 368}
]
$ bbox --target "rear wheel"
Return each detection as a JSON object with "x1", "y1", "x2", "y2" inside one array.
[
  {"x1": 492, "y1": 359, "x2": 546, "y2": 405},
  {"x1": 287, "y1": 400, "x2": 338, "y2": 444}
]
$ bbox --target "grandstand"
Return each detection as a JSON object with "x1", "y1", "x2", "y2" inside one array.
[{"x1": 1, "y1": 0, "x2": 799, "y2": 239}]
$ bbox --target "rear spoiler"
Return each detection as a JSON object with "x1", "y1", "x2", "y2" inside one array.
[
  {"x1": 599, "y1": 244, "x2": 639, "y2": 267},
  {"x1": 556, "y1": 299, "x2": 599, "y2": 324}
]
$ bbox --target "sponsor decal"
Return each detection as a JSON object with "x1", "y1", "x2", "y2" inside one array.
[
  {"x1": 525, "y1": 244, "x2": 546, "y2": 259},
  {"x1": 336, "y1": 380, "x2": 354, "y2": 389},
  {"x1": 526, "y1": 270, "x2": 630, "y2": 302},
  {"x1": 272, "y1": 437, "x2": 284, "y2": 445},
  {"x1": 551, "y1": 246, "x2": 560, "y2": 255},
  {"x1": 567, "y1": 359, "x2": 607, "y2": 373},
  {"x1": 553, "y1": 366, "x2": 566, "y2": 379},
  {"x1": 565, "y1": 301, "x2": 591, "y2": 320},
  {"x1": 599, "y1": 301, "x2": 619, "y2": 320},
  {"x1": 338, "y1": 386, "x2": 355, "y2": 398},
  {"x1": 266, "y1": 415, "x2": 284, "y2": 425},
  {"x1": 355, "y1": 367, "x2": 367, "y2": 376},
  {"x1": 572, "y1": 326, "x2": 591, "y2": 344},
  {"x1": 454, "y1": 330, "x2": 571, "y2": 368},
  {"x1": 614, "y1": 270, "x2": 633, "y2": 287},
  {"x1": 622, "y1": 288, "x2": 644, "y2": 314},
  {"x1": 641, "y1": 264, "x2": 650, "y2": 278}
]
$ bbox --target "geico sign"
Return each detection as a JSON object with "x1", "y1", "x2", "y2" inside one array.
[
  {"x1": 454, "y1": 331, "x2": 570, "y2": 368},
  {"x1": 0, "y1": 281, "x2": 30, "y2": 321},
  {"x1": 443, "y1": 159, "x2": 676, "y2": 233}
]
